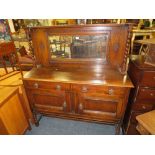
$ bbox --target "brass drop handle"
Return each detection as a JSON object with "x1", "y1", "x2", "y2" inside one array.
[
  {"x1": 79, "y1": 103, "x2": 83, "y2": 111},
  {"x1": 142, "y1": 105, "x2": 146, "y2": 110},
  {"x1": 63, "y1": 101, "x2": 67, "y2": 111},
  {"x1": 108, "y1": 89, "x2": 114, "y2": 95},
  {"x1": 150, "y1": 93, "x2": 154, "y2": 96},
  {"x1": 56, "y1": 85, "x2": 61, "y2": 90},
  {"x1": 34, "y1": 83, "x2": 39, "y2": 88},
  {"x1": 82, "y1": 86, "x2": 88, "y2": 92}
]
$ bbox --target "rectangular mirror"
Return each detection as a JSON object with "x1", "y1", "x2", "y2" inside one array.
[{"x1": 48, "y1": 34, "x2": 109, "y2": 60}]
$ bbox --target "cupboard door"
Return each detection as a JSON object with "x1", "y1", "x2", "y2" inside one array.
[
  {"x1": 26, "y1": 89, "x2": 70, "y2": 114},
  {"x1": 76, "y1": 92, "x2": 123, "y2": 121}
]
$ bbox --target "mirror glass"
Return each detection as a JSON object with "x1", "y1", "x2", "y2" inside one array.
[{"x1": 48, "y1": 34, "x2": 109, "y2": 60}]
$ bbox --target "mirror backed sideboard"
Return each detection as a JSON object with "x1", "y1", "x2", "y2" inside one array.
[{"x1": 23, "y1": 24, "x2": 134, "y2": 134}]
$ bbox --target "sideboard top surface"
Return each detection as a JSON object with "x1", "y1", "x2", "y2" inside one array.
[{"x1": 23, "y1": 67, "x2": 133, "y2": 88}]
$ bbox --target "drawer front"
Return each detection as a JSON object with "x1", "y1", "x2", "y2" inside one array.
[
  {"x1": 140, "y1": 71, "x2": 155, "y2": 87},
  {"x1": 137, "y1": 87, "x2": 155, "y2": 100},
  {"x1": 132, "y1": 101, "x2": 154, "y2": 112},
  {"x1": 23, "y1": 80, "x2": 70, "y2": 91},
  {"x1": 72, "y1": 84, "x2": 125, "y2": 96},
  {"x1": 25, "y1": 88, "x2": 70, "y2": 113}
]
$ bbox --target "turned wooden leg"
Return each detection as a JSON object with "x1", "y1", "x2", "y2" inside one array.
[
  {"x1": 28, "y1": 125, "x2": 32, "y2": 130},
  {"x1": 115, "y1": 123, "x2": 121, "y2": 135},
  {"x1": 32, "y1": 112, "x2": 39, "y2": 127},
  {"x1": 33, "y1": 113, "x2": 42, "y2": 127},
  {"x1": 35, "y1": 121, "x2": 39, "y2": 127}
]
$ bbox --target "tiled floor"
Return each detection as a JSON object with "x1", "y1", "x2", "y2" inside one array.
[{"x1": 26, "y1": 116, "x2": 116, "y2": 135}]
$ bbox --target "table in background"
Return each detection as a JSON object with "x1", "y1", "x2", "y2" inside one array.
[{"x1": 136, "y1": 110, "x2": 155, "y2": 135}]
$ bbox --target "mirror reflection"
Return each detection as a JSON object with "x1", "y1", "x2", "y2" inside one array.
[{"x1": 48, "y1": 34, "x2": 108, "y2": 59}]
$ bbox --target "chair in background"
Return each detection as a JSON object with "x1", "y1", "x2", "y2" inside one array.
[
  {"x1": 130, "y1": 19, "x2": 155, "y2": 54},
  {"x1": 130, "y1": 29, "x2": 155, "y2": 54},
  {"x1": 0, "y1": 41, "x2": 22, "y2": 77},
  {"x1": 17, "y1": 46, "x2": 35, "y2": 71}
]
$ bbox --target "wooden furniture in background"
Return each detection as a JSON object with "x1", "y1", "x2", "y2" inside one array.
[
  {"x1": 18, "y1": 46, "x2": 35, "y2": 71},
  {"x1": 0, "y1": 69, "x2": 34, "y2": 125},
  {"x1": 123, "y1": 55, "x2": 155, "y2": 134},
  {"x1": 134, "y1": 38, "x2": 155, "y2": 57},
  {"x1": 136, "y1": 110, "x2": 155, "y2": 135},
  {"x1": 23, "y1": 24, "x2": 133, "y2": 134},
  {"x1": 0, "y1": 86, "x2": 31, "y2": 135},
  {"x1": 131, "y1": 29, "x2": 155, "y2": 54},
  {"x1": 0, "y1": 41, "x2": 22, "y2": 76},
  {"x1": 52, "y1": 19, "x2": 77, "y2": 25}
]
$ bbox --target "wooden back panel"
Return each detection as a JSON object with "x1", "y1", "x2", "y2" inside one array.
[{"x1": 30, "y1": 24, "x2": 132, "y2": 74}]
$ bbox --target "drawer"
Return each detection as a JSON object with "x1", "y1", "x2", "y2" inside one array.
[
  {"x1": 23, "y1": 80, "x2": 70, "y2": 91},
  {"x1": 140, "y1": 71, "x2": 155, "y2": 87},
  {"x1": 137, "y1": 87, "x2": 155, "y2": 100},
  {"x1": 72, "y1": 84, "x2": 125, "y2": 96},
  {"x1": 132, "y1": 102, "x2": 154, "y2": 112}
]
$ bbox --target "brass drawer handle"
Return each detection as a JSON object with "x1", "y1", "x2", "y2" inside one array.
[
  {"x1": 79, "y1": 103, "x2": 83, "y2": 111},
  {"x1": 56, "y1": 85, "x2": 61, "y2": 90},
  {"x1": 142, "y1": 105, "x2": 146, "y2": 110},
  {"x1": 108, "y1": 89, "x2": 114, "y2": 95},
  {"x1": 63, "y1": 101, "x2": 67, "y2": 111},
  {"x1": 150, "y1": 93, "x2": 154, "y2": 96},
  {"x1": 34, "y1": 83, "x2": 39, "y2": 88},
  {"x1": 81, "y1": 86, "x2": 88, "y2": 92}
]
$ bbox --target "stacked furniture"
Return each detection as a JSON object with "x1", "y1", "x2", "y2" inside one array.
[
  {"x1": 123, "y1": 55, "x2": 155, "y2": 134},
  {"x1": 23, "y1": 24, "x2": 133, "y2": 134}
]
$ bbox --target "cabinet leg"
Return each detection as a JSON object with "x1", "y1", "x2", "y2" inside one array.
[
  {"x1": 115, "y1": 123, "x2": 121, "y2": 135},
  {"x1": 28, "y1": 125, "x2": 32, "y2": 131},
  {"x1": 34, "y1": 114, "x2": 42, "y2": 127},
  {"x1": 33, "y1": 113, "x2": 39, "y2": 127},
  {"x1": 35, "y1": 122, "x2": 39, "y2": 127}
]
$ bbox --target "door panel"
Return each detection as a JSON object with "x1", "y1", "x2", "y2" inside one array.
[
  {"x1": 80, "y1": 95, "x2": 117, "y2": 113},
  {"x1": 76, "y1": 92, "x2": 123, "y2": 120},
  {"x1": 26, "y1": 89, "x2": 70, "y2": 114}
]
